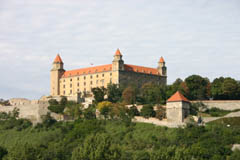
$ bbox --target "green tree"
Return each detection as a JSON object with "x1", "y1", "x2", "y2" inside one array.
[
  {"x1": 71, "y1": 134, "x2": 121, "y2": 160},
  {"x1": 0, "y1": 146, "x2": 7, "y2": 159},
  {"x1": 140, "y1": 104, "x2": 156, "y2": 118},
  {"x1": 92, "y1": 87, "x2": 107, "y2": 104},
  {"x1": 122, "y1": 86, "x2": 136, "y2": 104},
  {"x1": 184, "y1": 75, "x2": 210, "y2": 100},
  {"x1": 211, "y1": 77, "x2": 240, "y2": 100},
  {"x1": 107, "y1": 84, "x2": 122, "y2": 103},
  {"x1": 97, "y1": 101, "x2": 113, "y2": 119},
  {"x1": 140, "y1": 83, "x2": 166, "y2": 105}
]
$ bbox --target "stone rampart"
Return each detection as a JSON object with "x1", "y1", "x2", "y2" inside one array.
[
  {"x1": 191, "y1": 100, "x2": 240, "y2": 111},
  {"x1": 133, "y1": 116, "x2": 184, "y2": 128},
  {"x1": 0, "y1": 100, "x2": 49, "y2": 124}
]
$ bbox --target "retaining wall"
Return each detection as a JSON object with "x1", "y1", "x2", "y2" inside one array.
[{"x1": 191, "y1": 100, "x2": 240, "y2": 111}]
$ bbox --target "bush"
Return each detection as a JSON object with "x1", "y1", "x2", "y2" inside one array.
[
  {"x1": 97, "y1": 101, "x2": 113, "y2": 119},
  {"x1": 0, "y1": 146, "x2": 7, "y2": 159},
  {"x1": 48, "y1": 105, "x2": 65, "y2": 114},
  {"x1": 48, "y1": 99, "x2": 58, "y2": 105},
  {"x1": 140, "y1": 104, "x2": 156, "y2": 118},
  {"x1": 128, "y1": 105, "x2": 140, "y2": 117},
  {"x1": 155, "y1": 106, "x2": 166, "y2": 120}
]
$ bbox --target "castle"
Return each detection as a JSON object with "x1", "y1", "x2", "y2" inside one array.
[{"x1": 50, "y1": 49, "x2": 167, "y2": 99}]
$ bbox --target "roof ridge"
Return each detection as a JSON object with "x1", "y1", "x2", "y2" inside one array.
[{"x1": 167, "y1": 91, "x2": 189, "y2": 102}]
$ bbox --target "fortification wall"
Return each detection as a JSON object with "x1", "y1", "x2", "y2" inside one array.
[
  {"x1": 192, "y1": 100, "x2": 240, "y2": 111},
  {"x1": 0, "y1": 100, "x2": 49, "y2": 124},
  {"x1": 119, "y1": 71, "x2": 166, "y2": 87}
]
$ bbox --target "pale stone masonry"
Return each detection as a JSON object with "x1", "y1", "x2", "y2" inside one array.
[
  {"x1": 166, "y1": 91, "x2": 190, "y2": 123},
  {"x1": 50, "y1": 49, "x2": 167, "y2": 98}
]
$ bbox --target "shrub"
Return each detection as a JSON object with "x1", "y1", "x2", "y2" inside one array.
[
  {"x1": 140, "y1": 104, "x2": 156, "y2": 118},
  {"x1": 155, "y1": 106, "x2": 166, "y2": 120},
  {"x1": 48, "y1": 99, "x2": 58, "y2": 105},
  {"x1": 97, "y1": 101, "x2": 113, "y2": 118},
  {"x1": 48, "y1": 105, "x2": 65, "y2": 114},
  {"x1": 0, "y1": 146, "x2": 7, "y2": 159},
  {"x1": 128, "y1": 105, "x2": 140, "y2": 117}
]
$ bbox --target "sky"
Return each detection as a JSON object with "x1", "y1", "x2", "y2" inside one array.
[{"x1": 0, "y1": 0, "x2": 240, "y2": 100}]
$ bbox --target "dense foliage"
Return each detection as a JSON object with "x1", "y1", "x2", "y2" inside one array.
[{"x1": 0, "y1": 115, "x2": 239, "y2": 159}]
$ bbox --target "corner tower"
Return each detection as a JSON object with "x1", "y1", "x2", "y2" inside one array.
[
  {"x1": 158, "y1": 57, "x2": 167, "y2": 76},
  {"x1": 112, "y1": 49, "x2": 124, "y2": 84},
  {"x1": 166, "y1": 91, "x2": 190, "y2": 123},
  {"x1": 112, "y1": 49, "x2": 124, "y2": 71},
  {"x1": 50, "y1": 54, "x2": 65, "y2": 96}
]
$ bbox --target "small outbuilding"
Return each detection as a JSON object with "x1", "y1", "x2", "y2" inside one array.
[{"x1": 166, "y1": 91, "x2": 190, "y2": 123}]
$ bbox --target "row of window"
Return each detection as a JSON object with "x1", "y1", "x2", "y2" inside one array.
[
  {"x1": 63, "y1": 88, "x2": 89, "y2": 95},
  {"x1": 63, "y1": 79, "x2": 112, "y2": 89},
  {"x1": 63, "y1": 73, "x2": 112, "y2": 82}
]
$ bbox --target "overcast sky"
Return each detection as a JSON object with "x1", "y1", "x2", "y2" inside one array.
[{"x1": 0, "y1": 0, "x2": 240, "y2": 100}]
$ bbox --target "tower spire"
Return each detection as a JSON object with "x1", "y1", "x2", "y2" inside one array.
[
  {"x1": 114, "y1": 48, "x2": 122, "y2": 56},
  {"x1": 54, "y1": 54, "x2": 63, "y2": 63}
]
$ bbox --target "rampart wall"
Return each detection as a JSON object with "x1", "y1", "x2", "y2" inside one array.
[{"x1": 191, "y1": 100, "x2": 240, "y2": 111}]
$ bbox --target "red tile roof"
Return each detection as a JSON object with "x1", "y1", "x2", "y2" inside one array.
[
  {"x1": 115, "y1": 49, "x2": 122, "y2": 56},
  {"x1": 61, "y1": 64, "x2": 112, "y2": 78},
  {"x1": 54, "y1": 54, "x2": 63, "y2": 63},
  {"x1": 167, "y1": 91, "x2": 189, "y2": 102},
  {"x1": 61, "y1": 63, "x2": 160, "y2": 78},
  {"x1": 159, "y1": 57, "x2": 165, "y2": 63},
  {"x1": 124, "y1": 64, "x2": 159, "y2": 75}
]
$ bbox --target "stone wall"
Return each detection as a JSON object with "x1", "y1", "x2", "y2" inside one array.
[
  {"x1": 119, "y1": 71, "x2": 166, "y2": 87},
  {"x1": 0, "y1": 100, "x2": 49, "y2": 125},
  {"x1": 191, "y1": 100, "x2": 240, "y2": 111},
  {"x1": 133, "y1": 116, "x2": 184, "y2": 128}
]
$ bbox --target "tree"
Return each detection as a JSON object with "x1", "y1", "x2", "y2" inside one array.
[
  {"x1": 64, "y1": 103, "x2": 83, "y2": 120},
  {"x1": 0, "y1": 146, "x2": 7, "y2": 159},
  {"x1": 71, "y1": 134, "x2": 121, "y2": 160},
  {"x1": 122, "y1": 86, "x2": 136, "y2": 104},
  {"x1": 107, "y1": 84, "x2": 122, "y2": 103},
  {"x1": 222, "y1": 77, "x2": 240, "y2": 99},
  {"x1": 97, "y1": 101, "x2": 113, "y2": 119},
  {"x1": 92, "y1": 87, "x2": 107, "y2": 104},
  {"x1": 211, "y1": 77, "x2": 240, "y2": 100},
  {"x1": 140, "y1": 104, "x2": 156, "y2": 118},
  {"x1": 140, "y1": 83, "x2": 166, "y2": 105},
  {"x1": 128, "y1": 105, "x2": 140, "y2": 117},
  {"x1": 48, "y1": 99, "x2": 58, "y2": 105},
  {"x1": 184, "y1": 75, "x2": 210, "y2": 100}
]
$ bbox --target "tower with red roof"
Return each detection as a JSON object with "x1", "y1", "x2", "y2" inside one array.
[
  {"x1": 50, "y1": 54, "x2": 65, "y2": 96},
  {"x1": 166, "y1": 91, "x2": 190, "y2": 123},
  {"x1": 158, "y1": 57, "x2": 167, "y2": 76}
]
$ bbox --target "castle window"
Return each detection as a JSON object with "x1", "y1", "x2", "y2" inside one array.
[
  {"x1": 110, "y1": 73, "x2": 112, "y2": 76},
  {"x1": 77, "y1": 89, "x2": 79, "y2": 92},
  {"x1": 84, "y1": 76, "x2": 86, "y2": 80},
  {"x1": 77, "y1": 83, "x2": 79, "y2": 87},
  {"x1": 70, "y1": 78, "x2": 72, "y2": 82},
  {"x1": 63, "y1": 85, "x2": 65, "y2": 89},
  {"x1": 90, "y1": 81, "x2": 92, "y2": 85},
  {"x1": 77, "y1": 77, "x2": 79, "y2": 80},
  {"x1": 70, "y1": 90, "x2": 72, "y2": 94},
  {"x1": 96, "y1": 75, "x2": 98, "y2": 78},
  {"x1": 70, "y1": 84, "x2": 72, "y2": 88},
  {"x1": 90, "y1": 75, "x2": 92, "y2": 79},
  {"x1": 102, "y1": 74, "x2": 104, "y2": 77},
  {"x1": 96, "y1": 80, "x2": 98, "y2": 84},
  {"x1": 84, "y1": 82, "x2": 86, "y2": 86},
  {"x1": 63, "y1": 91, "x2": 65, "y2": 95},
  {"x1": 63, "y1": 79, "x2": 65, "y2": 82}
]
